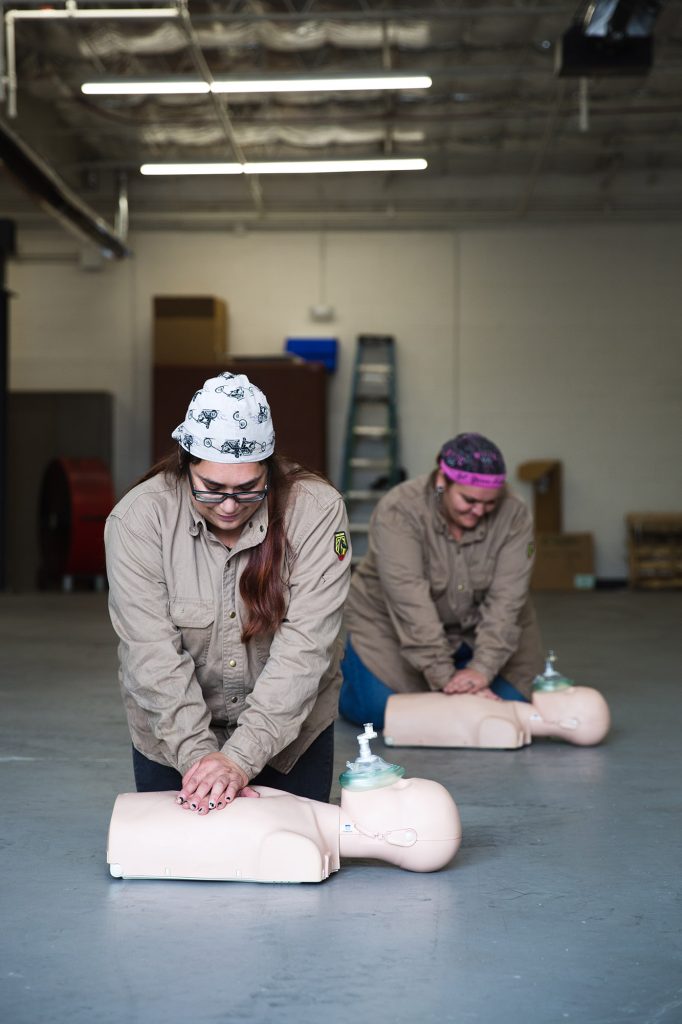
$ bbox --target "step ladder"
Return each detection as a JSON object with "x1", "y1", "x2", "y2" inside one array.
[{"x1": 341, "y1": 335, "x2": 401, "y2": 562}]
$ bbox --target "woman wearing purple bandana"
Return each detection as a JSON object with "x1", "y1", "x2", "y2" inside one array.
[{"x1": 340, "y1": 433, "x2": 544, "y2": 730}]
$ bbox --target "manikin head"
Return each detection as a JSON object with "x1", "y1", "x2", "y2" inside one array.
[
  {"x1": 341, "y1": 776, "x2": 462, "y2": 872},
  {"x1": 532, "y1": 686, "x2": 611, "y2": 746}
]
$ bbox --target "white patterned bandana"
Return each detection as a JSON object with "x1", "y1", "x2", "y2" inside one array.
[{"x1": 172, "y1": 372, "x2": 275, "y2": 463}]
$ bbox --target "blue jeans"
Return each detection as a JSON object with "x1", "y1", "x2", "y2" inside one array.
[{"x1": 339, "y1": 639, "x2": 528, "y2": 730}]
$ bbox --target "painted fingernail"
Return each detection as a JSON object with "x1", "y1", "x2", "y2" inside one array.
[
  {"x1": 190, "y1": 802, "x2": 197, "y2": 810},
  {"x1": 217, "y1": 801, "x2": 223, "y2": 808},
  {"x1": 226, "y1": 796, "x2": 232, "y2": 803},
  {"x1": 208, "y1": 801, "x2": 215, "y2": 808}
]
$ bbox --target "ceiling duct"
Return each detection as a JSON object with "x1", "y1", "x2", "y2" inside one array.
[
  {"x1": 556, "y1": 0, "x2": 665, "y2": 76},
  {"x1": 0, "y1": 118, "x2": 129, "y2": 259},
  {"x1": 76, "y1": 18, "x2": 431, "y2": 58}
]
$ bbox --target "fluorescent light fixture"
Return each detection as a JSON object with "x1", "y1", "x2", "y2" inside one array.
[
  {"x1": 141, "y1": 163, "x2": 244, "y2": 176},
  {"x1": 82, "y1": 74, "x2": 431, "y2": 97},
  {"x1": 82, "y1": 81, "x2": 210, "y2": 96},
  {"x1": 14, "y1": 7, "x2": 179, "y2": 19},
  {"x1": 140, "y1": 159, "x2": 428, "y2": 175},
  {"x1": 211, "y1": 75, "x2": 432, "y2": 94}
]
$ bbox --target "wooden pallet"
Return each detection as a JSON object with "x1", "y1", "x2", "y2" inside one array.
[{"x1": 626, "y1": 513, "x2": 682, "y2": 590}]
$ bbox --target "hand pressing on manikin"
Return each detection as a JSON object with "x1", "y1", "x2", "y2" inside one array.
[
  {"x1": 177, "y1": 752, "x2": 260, "y2": 814},
  {"x1": 442, "y1": 668, "x2": 501, "y2": 701}
]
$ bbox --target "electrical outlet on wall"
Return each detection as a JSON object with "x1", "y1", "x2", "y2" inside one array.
[{"x1": 309, "y1": 304, "x2": 335, "y2": 323}]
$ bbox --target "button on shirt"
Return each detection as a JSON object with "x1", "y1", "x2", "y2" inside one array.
[
  {"x1": 105, "y1": 472, "x2": 351, "y2": 779},
  {"x1": 345, "y1": 474, "x2": 542, "y2": 696}
]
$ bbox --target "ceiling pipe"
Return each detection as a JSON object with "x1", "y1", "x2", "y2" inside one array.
[
  {"x1": 6, "y1": 201, "x2": 681, "y2": 232},
  {"x1": 1, "y1": 0, "x2": 574, "y2": 10},
  {"x1": 175, "y1": 0, "x2": 264, "y2": 215},
  {"x1": 0, "y1": 116, "x2": 130, "y2": 258},
  {"x1": 3, "y1": 3, "x2": 179, "y2": 117},
  {"x1": 115, "y1": 171, "x2": 129, "y2": 242},
  {"x1": 0, "y1": 217, "x2": 15, "y2": 592},
  {"x1": 516, "y1": 81, "x2": 566, "y2": 219},
  {"x1": 6, "y1": 0, "x2": 174, "y2": 5}
]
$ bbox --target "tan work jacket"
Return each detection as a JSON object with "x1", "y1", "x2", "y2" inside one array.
[
  {"x1": 105, "y1": 472, "x2": 351, "y2": 779},
  {"x1": 345, "y1": 474, "x2": 543, "y2": 697}
]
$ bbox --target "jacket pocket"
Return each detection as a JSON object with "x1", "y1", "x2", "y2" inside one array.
[
  {"x1": 470, "y1": 571, "x2": 492, "y2": 605},
  {"x1": 428, "y1": 570, "x2": 449, "y2": 601},
  {"x1": 169, "y1": 599, "x2": 215, "y2": 668}
]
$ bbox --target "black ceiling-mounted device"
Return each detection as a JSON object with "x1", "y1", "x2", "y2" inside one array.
[{"x1": 555, "y1": 0, "x2": 665, "y2": 76}]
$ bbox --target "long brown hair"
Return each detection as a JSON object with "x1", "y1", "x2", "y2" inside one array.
[{"x1": 135, "y1": 447, "x2": 321, "y2": 643}]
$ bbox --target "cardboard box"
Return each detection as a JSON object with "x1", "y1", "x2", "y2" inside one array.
[
  {"x1": 517, "y1": 459, "x2": 563, "y2": 533},
  {"x1": 531, "y1": 532, "x2": 595, "y2": 591},
  {"x1": 153, "y1": 296, "x2": 228, "y2": 365}
]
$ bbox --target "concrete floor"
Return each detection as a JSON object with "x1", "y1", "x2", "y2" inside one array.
[{"x1": 1, "y1": 590, "x2": 681, "y2": 1024}]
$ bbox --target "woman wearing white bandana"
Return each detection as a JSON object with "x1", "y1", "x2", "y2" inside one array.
[{"x1": 105, "y1": 373, "x2": 351, "y2": 814}]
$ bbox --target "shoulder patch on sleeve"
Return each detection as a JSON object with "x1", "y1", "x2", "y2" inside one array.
[{"x1": 334, "y1": 531, "x2": 349, "y2": 561}]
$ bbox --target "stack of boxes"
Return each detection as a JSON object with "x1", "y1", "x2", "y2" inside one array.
[{"x1": 517, "y1": 460, "x2": 596, "y2": 590}]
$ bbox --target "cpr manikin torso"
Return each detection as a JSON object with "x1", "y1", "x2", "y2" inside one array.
[
  {"x1": 107, "y1": 727, "x2": 462, "y2": 883},
  {"x1": 383, "y1": 653, "x2": 611, "y2": 750}
]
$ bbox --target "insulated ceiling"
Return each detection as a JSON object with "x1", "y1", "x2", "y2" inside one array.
[{"x1": 1, "y1": 0, "x2": 681, "y2": 232}]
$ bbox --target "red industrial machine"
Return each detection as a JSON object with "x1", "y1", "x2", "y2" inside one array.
[{"x1": 39, "y1": 457, "x2": 115, "y2": 589}]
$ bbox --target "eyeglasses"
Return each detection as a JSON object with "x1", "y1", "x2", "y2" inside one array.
[{"x1": 189, "y1": 470, "x2": 269, "y2": 505}]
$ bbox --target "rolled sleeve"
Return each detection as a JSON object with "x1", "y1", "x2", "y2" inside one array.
[
  {"x1": 221, "y1": 497, "x2": 351, "y2": 778},
  {"x1": 468, "y1": 509, "x2": 536, "y2": 682},
  {"x1": 105, "y1": 515, "x2": 218, "y2": 775}
]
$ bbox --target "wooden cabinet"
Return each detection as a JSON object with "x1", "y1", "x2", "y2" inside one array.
[{"x1": 626, "y1": 513, "x2": 682, "y2": 589}]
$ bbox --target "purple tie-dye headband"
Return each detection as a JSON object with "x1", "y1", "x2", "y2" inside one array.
[{"x1": 438, "y1": 433, "x2": 506, "y2": 489}]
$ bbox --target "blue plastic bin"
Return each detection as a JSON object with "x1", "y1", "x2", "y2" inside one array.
[{"x1": 285, "y1": 338, "x2": 338, "y2": 374}]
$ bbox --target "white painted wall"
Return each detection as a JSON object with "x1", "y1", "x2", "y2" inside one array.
[
  {"x1": 9, "y1": 223, "x2": 682, "y2": 577},
  {"x1": 457, "y1": 224, "x2": 682, "y2": 576},
  {"x1": 9, "y1": 238, "x2": 136, "y2": 494},
  {"x1": 131, "y1": 230, "x2": 457, "y2": 489}
]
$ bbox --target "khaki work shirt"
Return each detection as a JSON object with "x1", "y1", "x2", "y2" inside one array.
[
  {"x1": 105, "y1": 472, "x2": 351, "y2": 779},
  {"x1": 345, "y1": 474, "x2": 543, "y2": 697}
]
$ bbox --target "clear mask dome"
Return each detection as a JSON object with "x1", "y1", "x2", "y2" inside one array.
[
  {"x1": 339, "y1": 723, "x2": 405, "y2": 791},
  {"x1": 533, "y1": 650, "x2": 574, "y2": 692}
]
